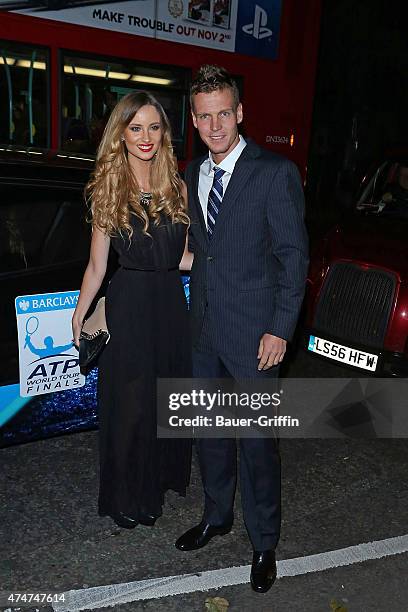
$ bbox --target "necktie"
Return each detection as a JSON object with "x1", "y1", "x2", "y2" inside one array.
[{"x1": 207, "y1": 166, "x2": 225, "y2": 239}]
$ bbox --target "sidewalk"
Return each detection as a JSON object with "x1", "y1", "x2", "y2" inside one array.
[{"x1": 1, "y1": 428, "x2": 408, "y2": 611}]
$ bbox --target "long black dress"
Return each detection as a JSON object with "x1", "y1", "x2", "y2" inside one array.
[{"x1": 97, "y1": 196, "x2": 191, "y2": 522}]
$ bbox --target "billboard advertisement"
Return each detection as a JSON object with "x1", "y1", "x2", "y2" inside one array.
[{"x1": 8, "y1": 0, "x2": 282, "y2": 61}]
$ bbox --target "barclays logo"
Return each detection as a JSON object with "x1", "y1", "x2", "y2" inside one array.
[
  {"x1": 242, "y1": 5, "x2": 272, "y2": 40},
  {"x1": 19, "y1": 299, "x2": 30, "y2": 312}
]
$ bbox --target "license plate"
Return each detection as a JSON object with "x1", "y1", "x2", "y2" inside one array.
[{"x1": 308, "y1": 335, "x2": 378, "y2": 371}]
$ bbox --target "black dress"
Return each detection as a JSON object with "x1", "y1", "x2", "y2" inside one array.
[{"x1": 97, "y1": 196, "x2": 191, "y2": 522}]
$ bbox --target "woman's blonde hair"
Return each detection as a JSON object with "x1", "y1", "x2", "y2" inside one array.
[{"x1": 87, "y1": 91, "x2": 188, "y2": 236}]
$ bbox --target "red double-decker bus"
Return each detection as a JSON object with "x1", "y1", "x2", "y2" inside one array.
[
  {"x1": 0, "y1": 0, "x2": 321, "y2": 445},
  {"x1": 0, "y1": 0, "x2": 321, "y2": 174}
]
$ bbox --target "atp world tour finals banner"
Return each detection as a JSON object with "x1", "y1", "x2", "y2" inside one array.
[
  {"x1": 15, "y1": 291, "x2": 85, "y2": 398},
  {"x1": 11, "y1": 0, "x2": 282, "y2": 61}
]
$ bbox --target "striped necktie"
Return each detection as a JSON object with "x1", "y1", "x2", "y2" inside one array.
[{"x1": 207, "y1": 166, "x2": 225, "y2": 239}]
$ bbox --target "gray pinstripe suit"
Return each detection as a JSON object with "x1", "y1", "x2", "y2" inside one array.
[{"x1": 186, "y1": 138, "x2": 309, "y2": 550}]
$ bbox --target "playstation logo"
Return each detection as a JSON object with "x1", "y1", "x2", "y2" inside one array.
[{"x1": 243, "y1": 5, "x2": 272, "y2": 40}]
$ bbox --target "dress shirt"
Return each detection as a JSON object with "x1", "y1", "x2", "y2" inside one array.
[{"x1": 198, "y1": 135, "x2": 247, "y2": 228}]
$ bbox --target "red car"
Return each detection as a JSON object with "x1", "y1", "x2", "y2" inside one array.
[{"x1": 305, "y1": 157, "x2": 408, "y2": 376}]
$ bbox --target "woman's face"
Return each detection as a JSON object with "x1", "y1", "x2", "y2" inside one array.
[{"x1": 122, "y1": 104, "x2": 163, "y2": 162}]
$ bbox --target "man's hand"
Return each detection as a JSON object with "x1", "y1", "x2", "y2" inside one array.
[{"x1": 257, "y1": 333, "x2": 287, "y2": 370}]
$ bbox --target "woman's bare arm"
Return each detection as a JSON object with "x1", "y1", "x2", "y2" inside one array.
[
  {"x1": 72, "y1": 226, "x2": 111, "y2": 346},
  {"x1": 179, "y1": 180, "x2": 194, "y2": 272}
]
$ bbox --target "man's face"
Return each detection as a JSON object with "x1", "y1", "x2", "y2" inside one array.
[
  {"x1": 191, "y1": 88, "x2": 243, "y2": 163},
  {"x1": 398, "y1": 166, "x2": 408, "y2": 191}
]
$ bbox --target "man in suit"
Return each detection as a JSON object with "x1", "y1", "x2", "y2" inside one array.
[{"x1": 175, "y1": 65, "x2": 309, "y2": 593}]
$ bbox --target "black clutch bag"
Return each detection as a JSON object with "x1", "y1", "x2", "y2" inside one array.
[{"x1": 79, "y1": 297, "x2": 110, "y2": 368}]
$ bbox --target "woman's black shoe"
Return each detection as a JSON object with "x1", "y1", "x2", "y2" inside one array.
[
  {"x1": 138, "y1": 512, "x2": 157, "y2": 526},
  {"x1": 110, "y1": 510, "x2": 158, "y2": 528},
  {"x1": 112, "y1": 512, "x2": 138, "y2": 529}
]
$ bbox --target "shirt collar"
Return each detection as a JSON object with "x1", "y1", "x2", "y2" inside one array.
[{"x1": 204, "y1": 135, "x2": 247, "y2": 176}]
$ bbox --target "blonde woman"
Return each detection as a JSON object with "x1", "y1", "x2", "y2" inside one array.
[{"x1": 72, "y1": 92, "x2": 193, "y2": 528}]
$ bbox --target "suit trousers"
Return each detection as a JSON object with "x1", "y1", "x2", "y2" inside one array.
[{"x1": 193, "y1": 347, "x2": 281, "y2": 552}]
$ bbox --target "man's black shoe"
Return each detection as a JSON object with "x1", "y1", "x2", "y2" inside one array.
[
  {"x1": 175, "y1": 521, "x2": 232, "y2": 551},
  {"x1": 250, "y1": 550, "x2": 277, "y2": 593}
]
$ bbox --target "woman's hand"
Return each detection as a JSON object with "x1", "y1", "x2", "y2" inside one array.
[{"x1": 72, "y1": 314, "x2": 83, "y2": 349}]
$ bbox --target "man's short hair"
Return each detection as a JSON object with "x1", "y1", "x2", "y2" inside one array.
[{"x1": 190, "y1": 64, "x2": 240, "y2": 112}]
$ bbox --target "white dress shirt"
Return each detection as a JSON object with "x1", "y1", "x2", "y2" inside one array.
[{"x1": 198, "y1": 135, "x2": 247, "y2": 227}]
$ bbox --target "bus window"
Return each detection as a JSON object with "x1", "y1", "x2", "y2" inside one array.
[
  {"x1": 0, "y1": 41, "x2": 49, "y2": 148},
  {"x1": 61, "y1": 52, "x2": 190, "y2": 158},
  {"x1": 0, "y1": 184, "x2": 90, "y2": 273}
]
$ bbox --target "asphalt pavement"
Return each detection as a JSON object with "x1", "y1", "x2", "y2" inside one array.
[{"x1": 1, "y1": 349, "x2": 408, "y2": 612}]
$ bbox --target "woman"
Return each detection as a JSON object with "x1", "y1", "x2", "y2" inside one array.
[{"x1": 72, "y1": 91, "x2": 193, "y2": 528}]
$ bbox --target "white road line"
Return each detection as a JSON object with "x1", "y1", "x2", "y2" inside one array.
[{"x1": 53, "y1": 534, "x2": 408, "y2": 611}]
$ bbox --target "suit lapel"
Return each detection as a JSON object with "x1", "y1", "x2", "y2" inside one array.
[{"x1": 188, "y1": 140, "x2": 261, "y2": 248}]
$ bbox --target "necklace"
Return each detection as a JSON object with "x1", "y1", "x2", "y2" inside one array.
[{"x1": 140, "y1": 192, "x2": 152, "y2": 206}]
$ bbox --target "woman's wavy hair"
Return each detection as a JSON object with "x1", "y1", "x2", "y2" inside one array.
[{"x1": 87, "y1": 91, "x2": 188, "y2": 237}]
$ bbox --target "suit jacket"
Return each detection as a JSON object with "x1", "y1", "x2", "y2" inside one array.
[{"x1": 186, "y1": 138, "x2": 309, "y2": 359}]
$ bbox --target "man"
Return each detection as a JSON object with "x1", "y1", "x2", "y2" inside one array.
[
  {"x1": 381, "y1": 161, "x2": 408, "y2": 218},
  {"x1": 175, "y1": 65, "x2": 309, "y2": 593}
]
